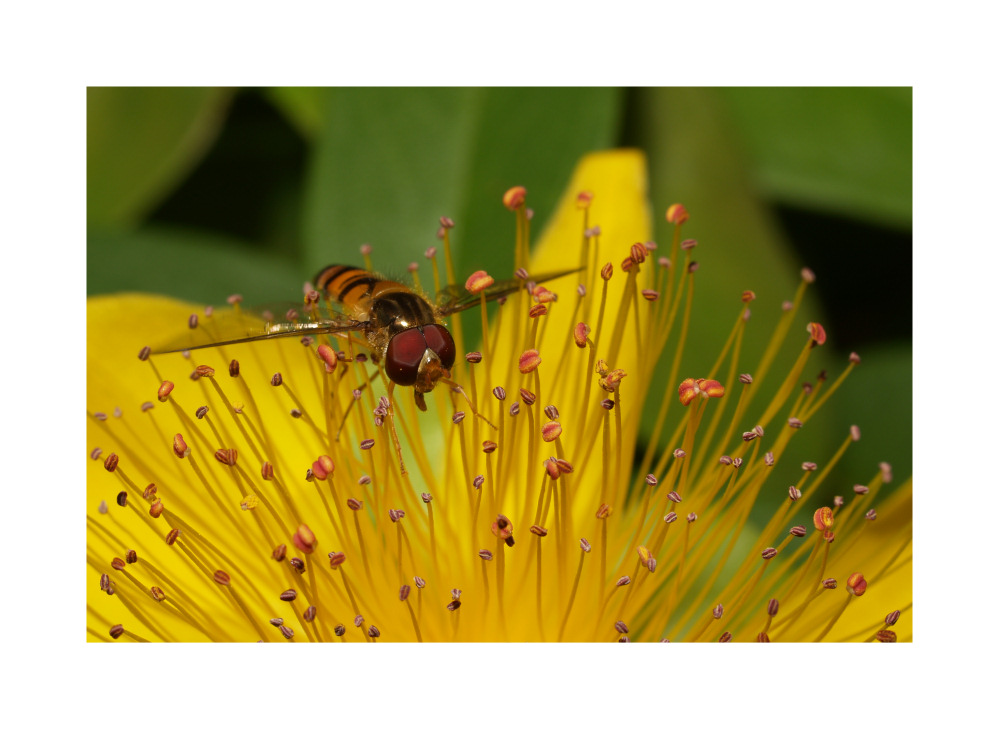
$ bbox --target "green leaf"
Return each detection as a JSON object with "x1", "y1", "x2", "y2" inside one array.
[
  {"x1": 719, "y1": 87, "x2": 912, "y2": 228},
  {"x1": 87, "y1": 226, "x2": 303, "y2": 305},
  {"x1": 302, "y1": 87, "x2": 622, "y2": 293},
  {"x1": 264, "y1": 87, "x2": 332, "y2": 139},
  {"x1": 88, "y1": 87, "x2": 233, "y2": 228}
]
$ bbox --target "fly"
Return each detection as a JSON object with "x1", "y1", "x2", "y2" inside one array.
[{"x1": 155, "y1": 264, "x2": 578, "y2": 410}]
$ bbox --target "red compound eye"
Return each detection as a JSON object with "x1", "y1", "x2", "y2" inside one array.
[
  {"x1": 422, "y1": 324, "x2": 456, "y2": 370},
  {"x1": 385, "y1": 328, "x2": 427, "y2": 386}
]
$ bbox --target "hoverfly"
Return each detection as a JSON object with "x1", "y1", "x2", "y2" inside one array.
[{"x1": 156, "y1": 263, "x2": 577, "y2": 410}]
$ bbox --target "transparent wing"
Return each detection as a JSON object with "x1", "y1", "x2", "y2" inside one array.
[
  {"x1": 436, "y1": 267, "x2": 581, "y2": 317},
  {"x1": 152, "y1": 302, "x2": 372, "y2": 354}
]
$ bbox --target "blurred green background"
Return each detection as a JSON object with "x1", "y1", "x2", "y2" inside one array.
[{"x1": 87, "y1": 87, "x2": 912, "y2": 504}]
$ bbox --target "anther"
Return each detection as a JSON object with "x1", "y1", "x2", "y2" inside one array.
[
  {"x1": 388, "y1": 509, "x2": 405, "y2": 523},
  {"x1": 788, "y1": 485, "x2": 801, "y2": 501},
  {"x1": 466, "y1": 351, "x2": 482, "y2": 364},
  {"x1": 149, "y1": 500, "x2": 164, "y2": 518},
  {"x1": 280, "y1": 626, "x2": 294, "y2": 640},
  {"x1": 813, "y1": 507, "x2": 834, "y2": 531},
  {"x1": 580, "y1": 538, "x2": 591, "y2": 552},
  {"x1": 214, "y1": 448, "x2": 238, "y2": 466},
  {"x1": 503, "y1": 186, "x2": 527, "y2": 210},
  {"x1": 576, "y1": 191, "x2": 593, "y2": 209},
  {"x1": 452, "y1": 411, "x2": 466, "y2": 424},
  {"x1": 109, "y1": 624, "x2": 124, "y2": 639},
  {"x1": 596, "y1": 503, "x2": 611, "y2": 519},
  {"x1": 347, "y1": 498, "x2": 362, "y2": 510},
  {"x1": 866, "y1": 509, "x2": 877, "y2": 521},
  {"x1": 822, "y1": 578, "x2": 837, "y2": 589},
  {"x1": 272, "y1": 544, "x2": 287, "y2": 561},
  {"x1": 358, "y1": 475, "x2": 372, "y2": 485},
  {"x1": 104, "y1": 453, "x2": 119, "y2": 472},
  {"x1": 833, "y1": 495, "x2": 845, "y2": 507},
  {"x1": 165, "y1": 529, "x2": 179, "y2": 546},
  {"x1": 94, "y1": 412, "x2": 108, "y2": 421},
  {"x1": 213, "y1": 570, "x2": 231, "y2": 587},
  {"x1": 807, "y1": 322, "x2": 827, "y2": 346},
  {"x1": 195, "y1": 405, "x2": 208, "y2": 420},
  {"x1": 762, "y1": 547, "x2": 778, "y2": 560},
  {"x1": 573, "y1": 322, "x2": 590, "y2": 348},
  {"x1": 270, "y1": 373, "x2": 283, "y2": 387},
  {"x1": 138, "y1": 346, "x2": 151, "y2": 361},
  {"x1": 801, "y1": 267, "x2": 816, "y2": 283},
  {"x1": 414, "y1": 576, "x2": 426, "y2": 589},
  {"x1": 311, "y1": 455, "x2": 334, "y2": 480},
  {"x1": 885, "y1": 610, "x2": 901, "y2": 627},
  {"x1": 678, "y1": 378, "x2": 725, "y2": 406},
  {"x1": 116, "y1": 492, "x2": 128, "y2": 507},
  {"x1": 261, "y1": 461, "x2": 274, "y2": 480},
  {"x1": 473, "y1": 475, "x2": 484, "y2": 489},
  {"x1": 293, "y1": 524, "x2": 317, "y2": 554},
  {"x1": 600, "y1": 399, "x2": 614, "y2": 410},
  {"x1": 641, "y1": 289, "x2": 659, "y2": 301},
  {"x1": 713, "y1": 604, "x2": 724, "y2": 619},
  {"x1": 228, "y1": 359, "x2": 240, "y2": 377},
  {"x1": 359, "y1": 439, "x2": 375, "y2": 451},
  {"x1": 802, "y1": 462, "x2": 817, "y2": 471},
  {"x1": 615, "y1": 621, "x2": 629, "y2": 634},
  {"x1": 665, "y1": 204, "x2": 689, "y2": 225},
  {"x1": 756, "y1": 633, "x2": 770, "y2": 643},
  {"x1": 479, "y1": 549, "x2": 493, "y2": 561},
  {"x1": 492, "y1": 514, "x2": 515, "y2": 546},
  {"x1": 172, "y1": 434, "x2": 189, "y2": 459},
  {"x1": 157, "y1": 381, "x2": 174, "y2": 402},
  {"x1": 112, "y1": 557, "x2": 126, "y2": 571},
  {"x1": 519, "y1": 388, "x2": 536, "y2": 405},
  {"x1": 150, "y1": 587, "x2": 165, "y2": 602},
  {"x1": 664, "y1": 512, "x2": 678, "y2": 524},
  {"x1": 317, "y1": 344, "x2": 337, "y2": 371},
  {"x1": 482, "y1": 440, "x2": 498, "y2": 453},
  {"x1": 600, "y1": 262, "x2": 613, "y2": 281},
  {"x1": 875, "y1": 630, "x2": 897, "y2": 643},
  {"x1": 541, "y1": 421, "x2": 562, "y2": 442},
  {"x1": 334, "y1": 624, "x2": 346, "y2": 637},
  {"x1": 846, "y1": 573, "x2": 867, "y2": 596},
  {"x1": 328, "y1": 552, "x2": 346, "y2": 569},
  {"x1": 616, "y1": 576, "x2": 631, "y2": 587},
  {"x1": 686, "y1": 513, "x2": 697, "y2": 523},
  {"x1": 509, "y1": 402, "x2": 520, "y2": 416},
  {"x1": 270, "y1": 618, "x2": 284, "y2": 627},
  {"x1": 280, "y1": 590, "x2": 297, "y2": 602},
  {"x1": 304, "y1": 605, "x2": 316, "y2": 622},
  {"x1": 764, "y1": 452, "x2": 775, "y2": 466},
  {"x1": 646, "y1": 474, "x2": 658, "y2": 486},
  {"x1": 291, "y1": 558, "x2": 306, "y2": 573},
  {"x1": 519, "y1": 349, "x2": 542, "y2": 374},
  {"x1": 530, "y1": 525, "x2": 548, "y2": 537},
  {"x1": 493, "y1": 386, "x2": 506, "y2": 401}
]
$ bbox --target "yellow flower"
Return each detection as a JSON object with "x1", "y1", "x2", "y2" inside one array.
[{"x1": 87, "y1": 150, "x2": 912, "y2": 642}]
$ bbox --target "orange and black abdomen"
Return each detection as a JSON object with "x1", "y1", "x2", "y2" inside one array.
[{"x1": 314, "y1": 264, "x2": 436, "y2": 332}]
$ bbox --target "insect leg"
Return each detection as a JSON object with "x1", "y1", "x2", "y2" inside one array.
[{"x1": 439, "y1": 377, "x2": 498, "y2": 430}]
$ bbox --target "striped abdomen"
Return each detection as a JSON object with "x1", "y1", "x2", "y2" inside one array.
[{"x1": 314, "y1": 264, "x2": 436, "y2": 333}]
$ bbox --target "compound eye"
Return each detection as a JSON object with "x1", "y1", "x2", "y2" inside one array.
[
  {"x1": 385, "y1": 328, "x2": 427, "y2": 386},
  {"x1": 422, "y1": 324, "x2": 456, "y2": 370}
]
